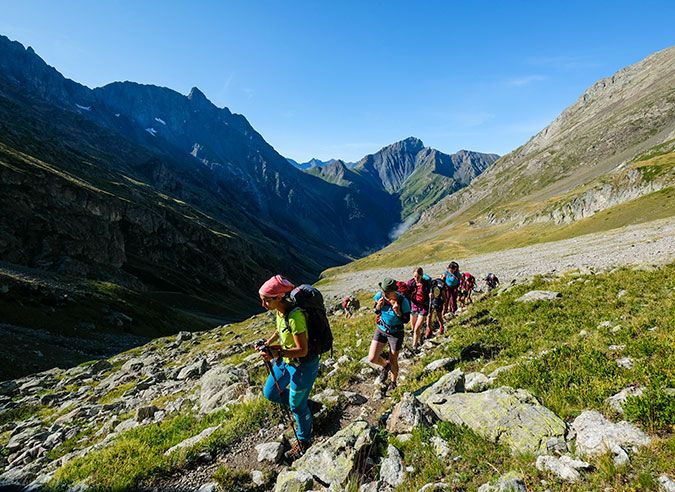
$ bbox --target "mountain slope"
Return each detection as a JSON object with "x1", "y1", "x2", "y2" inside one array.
[{"x1": 329, "y1": 46, "x2": 675, "y2": 273}]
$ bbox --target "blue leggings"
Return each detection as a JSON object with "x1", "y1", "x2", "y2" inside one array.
[{"x1": 263, "y1": 356, "x2": 319, "y2": 441}]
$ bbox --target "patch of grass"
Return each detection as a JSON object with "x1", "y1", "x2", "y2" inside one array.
[
  {"x1": 49, "y1": 398, "x2": 274, "y2": 491},
  {"x1": 97, "y1": 382, "x2": 136, "y2": 405},
  {"x1": 0, "y1": 404, "x2": 47, "y2": 426},
  {"x1": 212, "y1": 467, "x2": 258, "y2": 492}
]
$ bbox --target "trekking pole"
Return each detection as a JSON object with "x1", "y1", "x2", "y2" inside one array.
[{"x1": 256, "y1": 341, "x2": 300, "y2": 446}]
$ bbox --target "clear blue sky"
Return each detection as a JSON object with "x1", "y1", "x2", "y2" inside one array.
[{"x1": 2, "y1": 1, "x2": 674, "y2": 162}]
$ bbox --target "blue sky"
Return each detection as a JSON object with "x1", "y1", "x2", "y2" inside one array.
[{"x1": 2, "y1": 1, "x2": 674, "y2": 162}]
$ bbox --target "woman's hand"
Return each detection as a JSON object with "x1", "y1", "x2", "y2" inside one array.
[{"x1": 376, "y1": 296, "x2": 386, "y2": 310}]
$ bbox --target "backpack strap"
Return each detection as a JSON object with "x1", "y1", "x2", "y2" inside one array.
[{"x1": 283, "y1": 306, "x2": 302, "y2": 334}]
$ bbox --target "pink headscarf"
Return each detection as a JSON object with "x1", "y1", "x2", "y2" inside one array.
[{"x1": 259, "y1": 275, "x2": 295, "y2": 297}]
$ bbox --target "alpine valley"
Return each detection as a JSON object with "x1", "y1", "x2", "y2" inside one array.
[{"x1": 0, "y1": 35, "x2": 497, "y2": 378}]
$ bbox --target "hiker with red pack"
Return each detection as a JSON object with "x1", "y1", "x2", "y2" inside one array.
[
  {"x1": 407, "y1": 267, "x2": 432, "y2": 349},
  {"x1": 459, "y1": 272, "x2": 476, "y2": 306},
  {"x1": 441, "y1": 261, "x2": 461, "y2": 315}
]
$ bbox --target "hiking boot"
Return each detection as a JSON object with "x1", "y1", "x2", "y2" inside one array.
[
  {"x1": 378, "y1": 361, "x2": 391, "y2": 384},
  {"x1": 425, "y1": 328, "x2": 432, "y2": 338},
  {"x1": 285, "y1": 439, "x2": 311, "y2": 462},
  {"x1": 439, "y1": 327, "x2": 444, "y2": 335},
  {"x1": 385, "y1": 381, "x2": 397, "y2": 395}
]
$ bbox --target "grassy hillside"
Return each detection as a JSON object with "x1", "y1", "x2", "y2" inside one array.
[
  {"x1": 323, "y1": 151, "x2": 675, "y2": 275},
  {"x1": 3, "y1": 263, "x2": 672, "y2": 490}
]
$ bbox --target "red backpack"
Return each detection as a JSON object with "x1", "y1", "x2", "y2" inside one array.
[{"x1": 396, "y1": 281, "x2": 412, "y2": 301}]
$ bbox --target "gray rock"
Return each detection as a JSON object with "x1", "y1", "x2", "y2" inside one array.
[
  {"x1": 515, "y1": 291, "x2": 561, "y2": 302},
  {"x1": 177, "y1": 359, "x2": 209, "y2": 380},
  {"x1": 176, "y1": 331, "x2": 192, "y2": 343},
  {"x1": 422, "y1": 386, "x2": 567, "y2": 455},
  {"x1": 606, "y1": 386, "x2": 645, "y2": 415},
  {"x1": 417, "y1": 484, "x2": 449, "y2": 492},
  {"x1": 572, "y1": 410, "x2": 650, "y2": 461},
  {"x1": 597, "y1": 321, "x2": 613, "y2": 329},
  {"x1": 255, "y1": 442, "x2": 285, "y2": 464},
  {"x1": 252, "y1": 470, "x2": 265, "y2": 486},
  {"x1": 290, "y1": 420, "x2": 374, "y2": 487},
  {"x1": 418, "y1": 369, "x2": 465, "y2": 404},
  {"x1": 0, "y1": 381, "x2": 19, "y2": 396},
  {"x1": 387, "y1": 392, "x2": 438, "y2": 433},
  {"x1": 659, "y1": 475, "x2": 675, "y2": 492},
  {"x1": 424, "y1": 357, "x2": 458, "y2": 372},
  {"x1": 617, "y1": 290, "x2": 628, "y2": 299},
  {"x1": 465, "y1": 372, "x2": 490, "y2": 392},
  {"x1": 197, "y1": 483, "x2": 220, "y2": 492},
  {"x1": 380, "y1": 444, "x2": 405, "y2": 487},
  {"x1": 136, "y1": 405, "x2": 159, "y2": 422},
  {"x1": 616, "y1": 357, "x2": 634, "y2": 370},
  {"x1": 274, "y1": 470, "x2": 314, "y2": 492},
  {"x1": 535, "y1": 455, "x2": 590, "y2": 482},
  {"x1": 478, "y1": 472, "x2": 527, "y2": 491},
  {"x1": 545, "y1": 437, "x2": 568, "y2": 455},
  {"x1": 199, "y1": 365, "x2": 249, "y2": 414},
  {"x1": 430, "y1": 436, "x2": 451, "y2": 458}
]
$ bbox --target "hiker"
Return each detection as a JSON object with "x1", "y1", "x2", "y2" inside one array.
[
  {"x1": 484, "y1": 273, "x2": 500, "y2": 292},
  {"x1": 459, "y1": 272, "x2": 476, "y2": 306},
  {"x1": 407, "y1": 267, "x2": 432, "y2": 349},
  {"x1": 257, "y1": 275, "x2": 319, "y2": 461},
  {"x1": 441, "y1": 261, "x2": 461, "y2": 315},
  {"x1": 368, "y1": 277, "x2": 411, "y2": 394},
  {"x1": 342, "y1": 296, "x2": 358, "y2": 317},
  {"x1": 428, "y1": 277, "x2": 447, "y2": 337}
]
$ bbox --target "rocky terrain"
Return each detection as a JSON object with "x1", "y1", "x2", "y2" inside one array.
[{"x1": 1, "y1": 219, "x2": 673, "y2": 491}]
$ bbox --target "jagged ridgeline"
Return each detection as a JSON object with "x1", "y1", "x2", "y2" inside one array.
[
  {"x1": 332, "y1": 46, "x2": 675, "y2": 272},
  {"x1": 0, "y1": 35, "x2": 495, "y2": 377}
]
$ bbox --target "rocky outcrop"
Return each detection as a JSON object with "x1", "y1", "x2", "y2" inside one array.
[
  {"x1": 284, "y1": 420, "x2": 375, "y2": 488},
  {"x1": 571, "y1": 410, "x2": 650, "y2": 465},
  {"x1": 422, "y1": 384, "x2": 567, "y2": 455}
]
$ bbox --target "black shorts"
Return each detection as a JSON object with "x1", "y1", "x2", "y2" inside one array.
[
  {"x1": 431, "y1": 297, "x2": 444, "y2": 312},
  {"x1": 373, "y1": 326, "x2": 404, "y2": 352}
]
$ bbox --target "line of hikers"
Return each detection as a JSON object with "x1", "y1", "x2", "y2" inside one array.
[{"x1": 253, "y1": 267, "x2": 500, "y2": 461}]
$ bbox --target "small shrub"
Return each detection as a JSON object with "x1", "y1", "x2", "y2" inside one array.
[
  {"x1": 213, "y1": 467, "x2": 256, "y2": 492},
  {"x1": 624, "y1": 386, "x2": 675, "y2": 432}
]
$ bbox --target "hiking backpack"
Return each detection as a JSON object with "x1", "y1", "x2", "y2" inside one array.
[
  {"x1": 285, "y1": 284, "x2": 333, "y2": 363},
  {"x1": 431, "y1": 278, "x2": 446, "y2": 300},
  {"x1": 396, "y1": 281, "x2": 412, "y2": 301}
]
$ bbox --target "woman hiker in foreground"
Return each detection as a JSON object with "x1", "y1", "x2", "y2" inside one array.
[
  {"x1": 368, "y1": 277, "x2": 412, "y2": 394},
  {"x1": 257, "y1": 275, "x2": 320, "y2": 461}
]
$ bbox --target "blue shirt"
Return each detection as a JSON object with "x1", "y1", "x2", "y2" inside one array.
[{"x1": 374, "y1": 292, "x2": 412, "y2": 332}]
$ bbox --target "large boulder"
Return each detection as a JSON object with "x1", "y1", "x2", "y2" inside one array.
[
  {"x1": 199, "y1": 365, "x2": 249, "y2": 414},
  {"x1": 571, "y1": 410, "x2": 650, "y2": 464},
  {"x1": 423, "y1": 386, "x2": 567, "y2": 455},
  {"x1": 288, "y1": 420, "x2": 374, "y2": 487},
  {"x1": 387, "y1": 392, "x2": 438, "y2": 434}
]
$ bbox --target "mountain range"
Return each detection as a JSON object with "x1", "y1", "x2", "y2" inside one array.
[
  {"x1": 286, "y1": 157, "x2": 357, "y2": 170},
  {"x1": 0, "y1": 34, "x2": 496, "y2": 373}
]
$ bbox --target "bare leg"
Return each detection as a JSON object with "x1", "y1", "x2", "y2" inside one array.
[
  {"x1": 368, "y1": 340, "x2": 388, "y2": 367},
  {"x1": 389, "y1": 351, "x2": 400, "y2": 383}
]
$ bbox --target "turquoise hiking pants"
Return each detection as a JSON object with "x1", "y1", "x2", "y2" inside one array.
[{"x1": 263, "y1": 355, "x2": 319, "y2": 441}]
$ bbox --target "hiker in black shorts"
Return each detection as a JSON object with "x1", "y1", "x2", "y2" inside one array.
[{"x1": 367, "y1": 277, "x2": 412, "y2": 393}]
